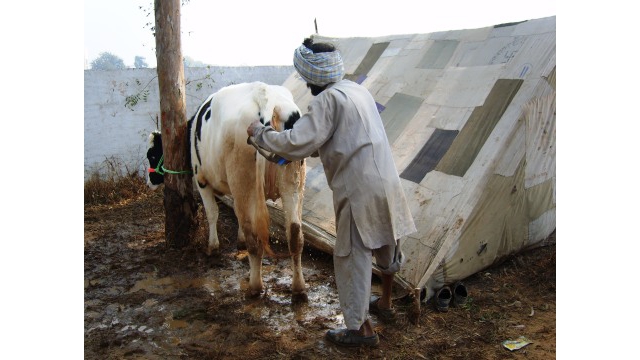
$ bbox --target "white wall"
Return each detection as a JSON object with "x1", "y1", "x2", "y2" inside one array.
[{"x1": 84, "y1": 66, "x2": 294, "y2": 180}]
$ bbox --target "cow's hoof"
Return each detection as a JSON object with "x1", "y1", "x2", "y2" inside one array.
[
  {"x1": 291, "y1": 292, "x2": 308, "y2": 304},
  {"x1": 206, "y1": 247, "x2": 221, "y2": 256},
  {"x1": 246, "y1": 288, "x2": 266, "y2": 298}
]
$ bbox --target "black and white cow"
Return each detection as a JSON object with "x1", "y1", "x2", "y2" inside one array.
[{"x1": 146, "y1": 82, "x2": 307, "y2": 298}]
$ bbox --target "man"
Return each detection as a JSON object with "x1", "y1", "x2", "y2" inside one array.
[{"x1": 247, "y1": 38, "x2": 416, "y2": 348}]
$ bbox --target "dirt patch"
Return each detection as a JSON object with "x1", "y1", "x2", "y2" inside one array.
[{"x1": 84, "y1": 187, "x2": 555, "y2": 359}]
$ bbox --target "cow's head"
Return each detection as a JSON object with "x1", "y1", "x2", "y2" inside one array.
[{"x1": 146, "y1": 131, "x2": 164, "y2": 190}]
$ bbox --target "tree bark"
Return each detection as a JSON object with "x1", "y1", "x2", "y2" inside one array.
[{"x1": 154, "y1": 0, "x2": 197, "y2": 248}]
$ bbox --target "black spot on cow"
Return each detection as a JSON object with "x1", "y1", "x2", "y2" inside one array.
[
  {"x1": 188, "y1": 112, "x2": 202, "y2": 166},
  {"x1": 195, "y1": 98, "x2": 212, "y2": 142},
  {"x1": 186, "y1": 116, "x2": 194, "y2": 166},
  {"x1": 195, "y1": 117, "x2": 203, "y2": 142},
  {"x1": 194, "y1": 136, "x2": 202, "y2": 166},
  {"x1": 284, "y1": 111, "x2": 301, "y2": 130}
]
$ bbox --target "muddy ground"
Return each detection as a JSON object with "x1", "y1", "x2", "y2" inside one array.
[{"x1": 84, "y1": 185, "x2": 555, "y2": 359}]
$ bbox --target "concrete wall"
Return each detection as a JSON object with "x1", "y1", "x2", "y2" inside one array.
[{"x1": 84, "y1": 66, "x2": 294, "y2": 180}]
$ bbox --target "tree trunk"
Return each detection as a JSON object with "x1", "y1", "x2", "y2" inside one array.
[{"x1": 154, "y1": 0, "x2": 197, "y2": 248}]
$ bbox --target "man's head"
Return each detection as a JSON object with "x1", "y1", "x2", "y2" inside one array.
[{"x1": 293, "y1": 38, "x2": 344, "y2": 96}]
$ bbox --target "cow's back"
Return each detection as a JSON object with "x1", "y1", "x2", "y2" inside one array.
[{"x1": 190, "y1": 83, "x2": 267, "y2": 193}]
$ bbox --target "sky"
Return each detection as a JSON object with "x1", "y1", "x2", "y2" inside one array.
[{"x1": 84, "y1": 0, "x2": 557, "y2": 68}]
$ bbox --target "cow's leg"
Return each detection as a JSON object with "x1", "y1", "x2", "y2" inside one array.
[
  {"x1": 234, "y1": 201, "x2": 268, "y2": 296},
  {"x1": 198, "y1": 186, "x2": 220, "y2": 255},
  {"x1": 285, "y1": 206, "x2": 306, "y2": 298},
  {"x1": 278, "y1": 166, "x2": 307, "y2": 299},
  {"x1": 236, "y1": 226, "x2": 246, "y2": 250},
  {"x1": 228, "y1": 159, "x2": 269, "y2": 296}
]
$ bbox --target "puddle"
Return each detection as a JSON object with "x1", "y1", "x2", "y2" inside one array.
[
  {"x1": 164, "y1": 317, "x2": 189, "y2": 330},
  {"x1": 128, "y1": 271, "x2": 231, "y2": 296},
  {"x1": 128, "y1": 259, "x2": 343, "y2": 334}
]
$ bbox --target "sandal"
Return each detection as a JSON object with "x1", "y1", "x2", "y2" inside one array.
[
  {"x1": 452, "y1": 281, "x2": 468, "y2": 307},
  {"x1": 325, "y1": 328, "x2": 380, "y2": 348},
  {"x1": 369, "y1": 296, "x2": 397, "y2": 323},
  {"x1": 435, "y1": 286, "x2": 452, "y2": 312}
]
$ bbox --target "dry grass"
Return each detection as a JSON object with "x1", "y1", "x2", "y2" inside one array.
[
  {"x1": 84, "y1": 156, "x2": 149, "y2": 205},
  {"x1": 84, "y1": 172, "x2": 150, "y2": 205}
]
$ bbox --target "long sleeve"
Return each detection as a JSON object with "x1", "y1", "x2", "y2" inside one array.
[
  {"x1": 255, "y1": 80, "x2": 416, "y2": 252},
  {"x1": 252, "y1": 94, "x2": 336, "y2": 161}
]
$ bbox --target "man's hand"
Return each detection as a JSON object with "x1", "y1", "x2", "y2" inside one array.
[{"x1": 247, "y1": 120, "x2": 263, "y2": 137}]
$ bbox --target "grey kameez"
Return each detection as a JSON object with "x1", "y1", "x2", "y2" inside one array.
[{"x1": 251, "y1": 79, "x2": 416, "y2": 328}]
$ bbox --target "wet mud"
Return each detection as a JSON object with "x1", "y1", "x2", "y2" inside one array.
[{"x1": 85, "y1": 190, "x2": 556, "y2": 359}]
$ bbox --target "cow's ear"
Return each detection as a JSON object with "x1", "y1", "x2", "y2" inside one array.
[
  {"x1": 148, "y1": 132, "x2": 156, "y2": 147},
  {"x1": 148, "y1": 131, "x2": 162, "y2": 148}
]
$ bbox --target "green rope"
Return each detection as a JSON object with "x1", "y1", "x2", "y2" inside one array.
[{"x1": 155, "y1": 154, "x2": 192, "y2": 175}]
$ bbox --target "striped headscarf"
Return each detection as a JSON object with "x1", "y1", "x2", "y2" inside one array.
[{"x1": 293, "y1": 44, "x2": 344, "y2": 87}]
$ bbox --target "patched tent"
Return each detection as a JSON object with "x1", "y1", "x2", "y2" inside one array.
[{"x1": 261, "y1": 16, "x2": 555, "y2": 301}]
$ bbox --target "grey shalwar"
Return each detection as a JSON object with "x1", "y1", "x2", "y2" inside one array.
[{"x1": 251, "y1": 79, "x2": 417, "y2": 329}]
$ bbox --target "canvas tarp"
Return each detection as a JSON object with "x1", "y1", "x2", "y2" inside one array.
[{"x1": 264, "y1": 16, "x2": 556, "y2": 300}]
